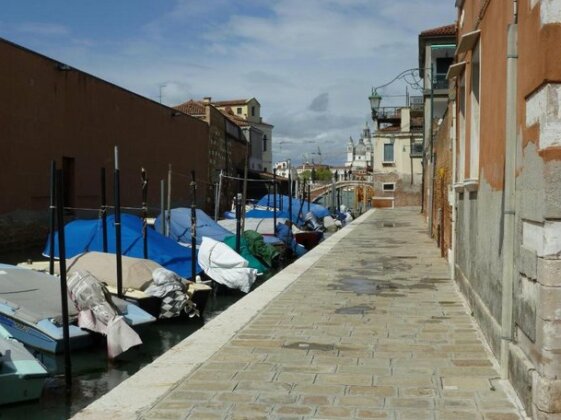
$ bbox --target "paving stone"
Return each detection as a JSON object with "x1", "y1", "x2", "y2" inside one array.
[
  {"x1": 315, "y1": 373, "x2": 373, "y2": 386},
  {"x1": 274, "y1": 405, "x2": 314, "y2": 415},
  {"x1": 316, "y1": 406, "x2": 354, "y2": 418},
  {"x1": 298, "y1": 394, "x2": 333, "y2": 405},
  {"x1": 348, "y1": 385, "x2": 396, "y2": 397},
  {"x1": 356, "y1": 409, "x2": 395, "y2": 419}
]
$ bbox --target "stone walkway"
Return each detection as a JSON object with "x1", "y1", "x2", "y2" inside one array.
[{"x1": 81, "y1": 208, "x2": 527, "y2": 419}]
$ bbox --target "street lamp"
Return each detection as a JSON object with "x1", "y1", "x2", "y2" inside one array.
[
  {"x1": 368, "y1": 67, "x2": 423, "y2": 122},
  {"x1": 368, "y1": 88, "x2": 382, "y2": 120}
]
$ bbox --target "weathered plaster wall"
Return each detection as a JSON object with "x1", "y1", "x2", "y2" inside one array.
[{"x1": 455, "y1": 179, "x2": 505, "y2": 356}]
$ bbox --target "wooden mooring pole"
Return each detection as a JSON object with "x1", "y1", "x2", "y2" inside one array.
[{"x1": 56, "y1": 169, "x2": 72, "y2": 391}]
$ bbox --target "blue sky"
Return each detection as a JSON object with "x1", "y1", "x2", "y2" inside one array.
[{"x1": 0, "y1": 0, "x2": 456, "y2": 165}]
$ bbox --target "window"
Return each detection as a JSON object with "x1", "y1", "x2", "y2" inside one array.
[
  {"x1": 263, "y1": 135, "x2": 267, "y2": 152},
  {"x1": 383, "y1": 183, "x2": 395, "y2": 191},
  {"x1": 251, "y1": 106, "x2": 255, "y2": 116},
  {"x1": 469, "y1": 41, "x2": 480, "y2": 179},
  {"x1": 383, "y1": 143, "x2": 394, "y2": 162},
  {"x1": 237, "y1": 107, "x2": 242, "y2": 114}
]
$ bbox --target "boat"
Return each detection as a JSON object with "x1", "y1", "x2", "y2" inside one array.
[
  {"x1": 64, "y1": 252, "x2": 211, "y2": 319},
  {"x1": 44, "y1": 213, "x2": 202, "y2": 278},
  {"x1": 0, "y1": 263, "x2": 93, "y2": 353},
  {"x1": 0, "y1": 264, "x2": 154, "y2": 353},
  {"x1": 154, "y1": 208, "x2": 234, "y2": 245},
  {"x1": 0, "y1": 324, "x2": 48, "y2": 405},
  {"x1": 198, "y1": 237, "x2": 258, "y2": 293}
]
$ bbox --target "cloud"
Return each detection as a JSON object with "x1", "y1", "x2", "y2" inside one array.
[
  {"x1": 0, "y1": 0, "x2": 456, "y2": 165},
  {"x1": 308, "y1": 93, "x2": 329, "y2": 113},
  {"x1": 18, "y1": 22, "x2": 69, "y2": 36}
]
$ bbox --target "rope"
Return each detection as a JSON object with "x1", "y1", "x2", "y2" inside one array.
[
  {"x1": 221, "y1": 174, "x2": 279, "y2": 183},
  {"x1": 62, "y1": 207, "x2": 102, "y2": 212}
]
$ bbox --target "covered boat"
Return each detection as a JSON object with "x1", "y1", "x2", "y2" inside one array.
[
  {"x1": 64, "y1": 252, "x2": 211, "y2": 318},
  {"x1": 154, "y1": 208, "x2": 234, "y2": 245},
  {"x1": 0, "y1": 264, "x2": 154, "y2": 354},
  {"x1": 44, "y1": 214, "x2": 201, "y2": 278},
  {"x1": 0, "y1": 264, "x2": 93, "y2": 353},
  {"x1": 198, "y1": 237, "x2": 257, "y2": 293},
  {"x1": 256, "y1": 194, "x2": 330, "y2": 225}
]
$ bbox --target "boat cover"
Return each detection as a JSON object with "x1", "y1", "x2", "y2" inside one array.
[
  {"x1": 218, "y1": 218, "x2": 298, "y2": 236},
  {"x1": 223, "y1": 236, "x2": 268, "y2": 273},
  {"x1": 256, "y1": 194, "x2": 330, "y2": 224},
  {"x1": 67, "y1": 271, "x2": 141, "y2": 359},
  {"x1": 66, "y1": 252, "x2": 159, "y2": 291},
  {"x1": 242, "y1": 230, "x2": 279, "y2": 267},
  {"x1": 0, "y1": 264, "x2": 78, "y2": 325},
  {"x1": 197, "y1": 237, "x2": 257, "y2": 293},
  {"x1": 276, "y1": 223, "x2": 307, "y2": 257},
  {"x1": 43, "y1": 214, "x2": 201, "y2": 278},
  {"x1": 154, "y1": 208, "x2": 234, "y2": 245}
]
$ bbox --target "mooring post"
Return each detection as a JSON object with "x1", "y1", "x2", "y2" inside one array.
[
  {"x1": 273, "y1": 169, "x2": 277, "y2": 232},
  {"x1": 307, "y1": 182, "x2": 311, "y2": 212},
  {"x1": 166, "y1": 164, "x2": 172, "y2": 237},
  {"x1": 235, "y1": 193, "x2": 242, "y2": 253},
  {"x1": 160, "y1": 179, "x2": 166, "y2": 235},
  {"x1": 214, "y1": 170, "x2": 223, "y2": 221},
  {"x1": 49, "y1": 161, "x2": 56, "y2": 275},
  {"x1": 141, "y1": 168, "x2": 148, "y2": 259},
  {"x1": 114, "y1": 146, "x2": 123, "y2": 298},
  {"x1": 56, "y1": 169, "x2": 72, "y2": 391},
  {"x1": 190, "y1": 171, "x2": 197, "y2": 281},
  {"x1": 288, "y1": 173, "x2": 293, "y2": 229},
  {"x1": 101, "y1": 167, "x2": 108, "y2": 253}
]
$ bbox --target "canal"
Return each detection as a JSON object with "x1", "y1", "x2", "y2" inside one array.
[{"x1": 0, "y1": 251, "x2": 275, "y2": 419}]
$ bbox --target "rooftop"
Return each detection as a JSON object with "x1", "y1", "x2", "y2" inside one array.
[
  {"x1": 174, "y1": 100, "x2": 205, "y2": 116},
  {"x1": 419, "y1": 23, "x2": 456, "y2": 38}
]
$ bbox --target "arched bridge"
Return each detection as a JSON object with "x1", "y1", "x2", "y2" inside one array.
[{"x1": 310, "y1": 180, "x2": 370, "y2": 201}]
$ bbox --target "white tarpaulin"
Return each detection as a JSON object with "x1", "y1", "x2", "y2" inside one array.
[{"x1": 197, "y1": 237, "x2": 257, "y2": 293}]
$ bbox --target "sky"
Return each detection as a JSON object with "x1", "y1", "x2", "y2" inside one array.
[{"x1": 0, "y1": 0, "x2": 456, "y2": 165}]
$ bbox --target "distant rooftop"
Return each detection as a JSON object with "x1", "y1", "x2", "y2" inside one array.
[
  {"x1": 174, "y1": 100, "x2": 205, "y2": 116},
  {"x1": 419, "y1": 23, "x2": 456, "y2": 37}
]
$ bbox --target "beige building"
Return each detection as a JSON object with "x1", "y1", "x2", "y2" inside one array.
[
  {"x1": 211, "y1": 98, "x2": 273, "y2": 173},
  {"x1": 371, "y1": 105, "x2": 424, "y2": 207}
]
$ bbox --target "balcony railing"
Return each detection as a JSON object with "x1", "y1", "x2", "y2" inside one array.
[{"x1": 432, "y1": 75, "x2": 449, "y2": 90}]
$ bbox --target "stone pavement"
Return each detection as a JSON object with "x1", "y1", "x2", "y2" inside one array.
[{"x1": 79, "y1": 208, "x2": 528, "y2": 419}]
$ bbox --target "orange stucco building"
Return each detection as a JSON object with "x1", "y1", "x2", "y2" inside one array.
[{"x1": 450, "y1": 0, "x2": 561, "y2": 416}]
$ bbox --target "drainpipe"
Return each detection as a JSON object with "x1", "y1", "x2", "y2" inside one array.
[
  {"x1": 500, "y1": 0, "x2": 518, "y2": 379},
  {"x1": 428, "y1": 63, "x2": 435, "y2": 234},
  {"x1": 451, "y1": 101, "x2": 457, "y2": 278}
]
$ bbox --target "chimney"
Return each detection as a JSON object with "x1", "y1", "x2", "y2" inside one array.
[{"x1": 203, "y1": 97, "x2": 212, "y2": 104}]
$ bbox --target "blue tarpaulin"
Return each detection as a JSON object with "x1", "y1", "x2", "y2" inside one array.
[
  {"x1": 256, "y1": 194, "x2": 330, "y2": 225},
  {"x1": 44, "y1": 214, "x2": 201, "y2": 278},
  {"x1": 154, "y1": 208, "x2": 233, "y2": 245}
]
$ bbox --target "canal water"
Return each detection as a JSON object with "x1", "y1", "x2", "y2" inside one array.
[{"x1": 0, "y1": 252, "x2": 275, "y2": 420}]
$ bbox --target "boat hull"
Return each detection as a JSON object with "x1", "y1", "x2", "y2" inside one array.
[{"x1": 0, "y1": 311, "x2": 93, "y2": 354}]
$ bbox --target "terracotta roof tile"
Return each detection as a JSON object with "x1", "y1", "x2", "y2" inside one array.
[
  {"x1": 212, "y1": 99, "x2": 250, "y2": 107},
  {"x1": 174, "y1": 100, "x2": 205, "y2": 116},
  {"x1": 420, "y1": 23, "x2": 456, "y2": 37}
]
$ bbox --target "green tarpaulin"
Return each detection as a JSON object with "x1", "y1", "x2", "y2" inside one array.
[{"x1": 224, "y1": 235, "x2": 268, "y2": 274}]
